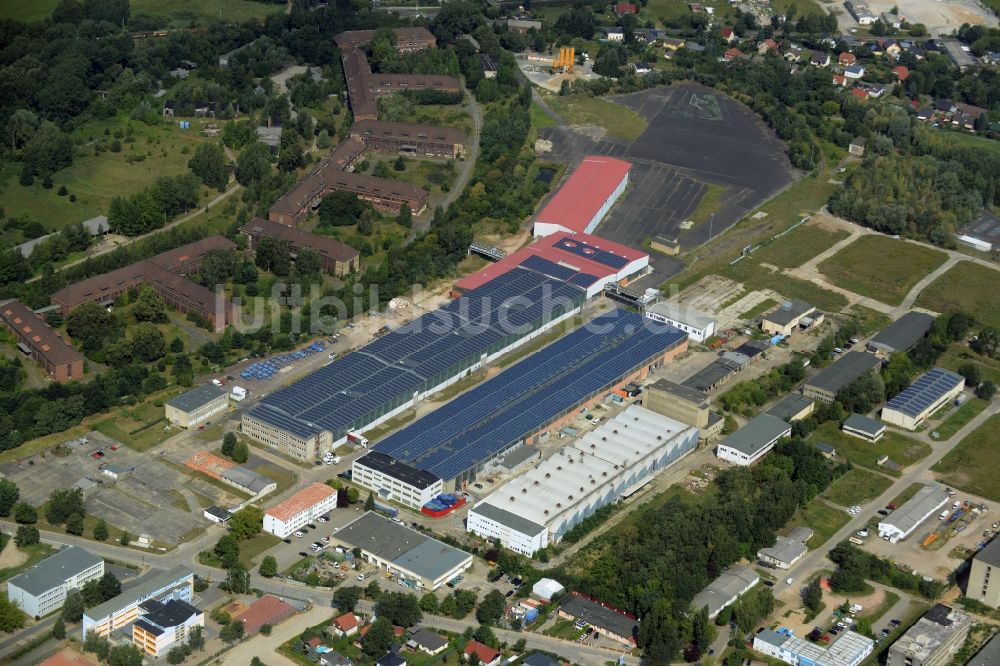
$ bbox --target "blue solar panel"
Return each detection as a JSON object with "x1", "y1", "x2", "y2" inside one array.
[
  {"x1": 519, "y1": 255, "x2": 577, "y2": 282},
  {"x1": 246, "y1": 268, "x2": 585, "y2": 440},
  {"x1": 885, "y1": 368, "x2": 965, "y2": 418},
  {"x1": 553, "y1": 237, "x2": 629, "y2": 269},
  {"x1": 373, "y1": 310, "x2": 687, "y2": 481},
  {"x1": 569, "y1": 272, "x2": 599, "y2": 287}
]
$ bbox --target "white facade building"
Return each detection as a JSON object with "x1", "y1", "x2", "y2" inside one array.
[
  {"x1": 263, "y1": 483, "x2": 338, "y2": 538},
  {"x1": 83, "y1": 566, "x2": 194, "y2": 639},
  {"x1": 881, "y1": 368, "x2": 965, "y2": 431},
  {"x1": 716, "y1": 414, "x2": 791, "y2": 466},
  {"x1": 165, "y1": 384, "x2": 229, "y2": 428},
  {"x1": 7, "y1": 546, "x2": 103, "y2": 618},
  {"x1": 467, "y1": 503, "x2": 548, "y2": 556},
  {"x1": 352, "y1": 451, "x2": 442, "y2": 510},
  {"x1": 755, "y1": 628, "x2": 873, "y2": 666},
  {"x1": 467, "y1": 405, "x2": 697, "y2": 554},
  {"x1": 878, "y1": 484, "x2": 950, "y2": 543},
  {"x1": 644, "y1": 301, "x2": 717, "y2": 342}
]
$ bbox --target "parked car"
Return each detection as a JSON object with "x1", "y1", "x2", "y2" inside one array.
[{"x1": 294, "y1": 531, "x2": 305, "y2": 538}]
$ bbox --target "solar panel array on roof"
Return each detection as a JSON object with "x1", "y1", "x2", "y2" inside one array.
[
  {"x1": 246, "y1": 268, "x2": 584, "y2": 441},
  {"x1": 373, "y1": 310, "x2": 687, "y2": 481},
  {"x1": 553, "y1": 237, "x2": 629, "y2": 269},
  {"x1": 885, "y1": 368, "x2": 964, "y2": 418},
  {"x1": 519, "y1": 254, "x2": 577, "y2": 282}
]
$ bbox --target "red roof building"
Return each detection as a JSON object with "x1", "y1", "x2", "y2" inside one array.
[
  {"x1": 533, "y1": 156, "x2": 632, "y2": 237},
  {"x1": 463, "y1": 640, "x2": 501, "y2": 665},
  {"x1": 832, "y1": 74, "x2": 847, "y2": 87},
  {"x1": 720, "y1": 27, "x2": 735, "y2": 42},
  {"x1": 615, "y1": 1, "x2": 637, "y2": 14},
  {"x1": 838, "y1": 52, "x2": 857, "y2": 66},
  {"x1": 453, "y1": 232, "x2": 648, "y2": 299},
  {"x1": 723, "y1": 47, "x2": 743, "y2": 61},
  {"x1": 850, "y1": 87, "x2": 869, "y2": 101},
  {"x1": 263, "y1": 483, "x2": 338, "y2": 538},
  {"x1": 893, "y1": 65, "x2": 909, "y2": 80},
  {"x1": 234, "y1": 595, "x2": 296, "y2": 637},
  {"x1": 332, "y1": 612, "x2": 359, "y2": 636}
]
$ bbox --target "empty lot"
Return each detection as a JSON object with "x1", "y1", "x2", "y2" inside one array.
[
  {"x1": 817, "y1": 236, "x2": 948, "y2": 306},
  {"x1": 537, "y1": 84, "x2": 793, "y2": 285}
]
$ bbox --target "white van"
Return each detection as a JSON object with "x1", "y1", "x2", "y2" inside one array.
[{"x1": 939, "y1": 510, "x2": 950, "y2": 520}]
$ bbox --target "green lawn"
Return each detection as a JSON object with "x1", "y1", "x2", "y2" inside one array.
[
  {"x1": 722, "y1": 257, "x2": 850, "y2": 313},
  {"x1": 890, "y1": 483, "x2": 924, "y2": 507},
  {"x1": 543, "y1": 94, "x2": 648, "y2": 142},
  {"x1": 530, "y1": 101, "x2": 557, "y2": 130},
  {"x1": 915, "y1": 261, "x2": 1000, "y2": 329},
  {"x1": 937, "y1": 348, "x2": 1000, "y2": 386},
  {"x1": 939, "y1": 131, "x2": 1000, "y2": 158},
  {"x1": 93, "y1": 387, "x2": 186, "y2": 452},
  {"x1": 239, "y1": 533, "x2": 282, "y2": 567},
  {"x1": 751, "y1": 224, "x2": 849, "y2": 269},
  {"x1": 0, "y1": 117, "x2": 217, "y2": 235},
  {"x1": 932, "y1": 414, "x2": 1000, "y2": 501},
  {"x1": 933, "y1": 399, "x2": 988, "y2": 440},
  {"x1": 740, "y1": 298, "x2": 778, "y2": 320},
  {"x1": 817, "y1": 236, "x2": 948, "y2": 306},
  {"x1": 824, "y1": 468, "x2": 893, "y2": 506},
  {"x1": 687, "y1": 183, "x2": 727, "y2": 227},
  {"x1": 0, "y1": 0, "x2": 282, "y2": 24},
  {"x1": 543, "y1": 619, "x2": 586, "y2": 641},
  {"x1": 772, "y1": 0, "x2": 827, "y2": 16},
  {"x1": 846, "y1": 305, "x2": 893, "y2": 338},
  {"x1": 789, "y1": 499, "x2": 851, "y2": 547},
  {"x1": 810, "y1": 421, "x2": 932, "y2": 476}
]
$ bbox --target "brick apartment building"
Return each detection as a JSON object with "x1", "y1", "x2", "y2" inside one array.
[
  {"x1": 49, "y1": 236, "x2": 236, "y2": 332},
  {"x1": 241, "y1": 218, "x2": 360, "y2": 276},
  {"x1": 334, "y1": 27, "x2": 437, "y2": 52},
  {"x1": 351, "y1": 120, "x2": 466, "y2": 158},
  {"x1": 0, "y1": 299, "x2": 84, "y2": 381}
]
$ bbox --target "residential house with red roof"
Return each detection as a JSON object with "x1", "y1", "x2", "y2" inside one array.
[
  {"x1": 838, "y1": 52, "x2": 857, "y2": 66},
  {"x1": 720, "y1": 27, "x2": 735, "y2": 43},
  {"x1": 463, "y1": 640, "x2": 501, "y2": 666},
  {"x1": 615, "y1": 1, "x2": 637, "y2": 14},
  {"x1": 331, "y1": 612, "x2": 359, "y2": 637}
]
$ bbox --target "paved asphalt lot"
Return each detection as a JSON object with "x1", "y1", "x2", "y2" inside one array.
[{"x1": 538, "y1": 83, "x2": 793, "y2": 286}]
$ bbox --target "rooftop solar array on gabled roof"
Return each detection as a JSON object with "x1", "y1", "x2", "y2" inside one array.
[
  {"x1": 373, "y1": 310, "x2": 687, "y2": 480},
  {"x1": 553, "y1": 237, "x2": 629, "y2": 269},
  {"x1": 246, "y1": 268, "x2": 585, "y2": 440},
  {"x1": 885, "y1": 367, "x2": 964, "y2": 418}
]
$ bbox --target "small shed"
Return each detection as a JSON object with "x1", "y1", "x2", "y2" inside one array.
[
  {"x1": 849, "y1": 137, "x2": 867, "y2": 156},
  {"x1": 532, "y1": 577, "x2": 565, "y2": 601}
]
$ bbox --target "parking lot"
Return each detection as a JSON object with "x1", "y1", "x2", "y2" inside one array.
[{"x1": 0, "y1": 431, "x2": 240, "y2": 544}]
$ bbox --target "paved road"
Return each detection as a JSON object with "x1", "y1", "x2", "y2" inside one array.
[{"x1": 771, "y1": 399, "x2": 1000, "y2": 613}]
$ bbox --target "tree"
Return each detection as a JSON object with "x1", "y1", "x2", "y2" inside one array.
[
  {"x1": 166, "y1": 645, "x2": 190, "y2": 664},
  {"x1": 63, "y1": 590, "x2": 85, "y2": 622},
  {"x1": 976, "y1": 381, "x2": 996, "y2": 400},
  {"x1": 232, "y1": 441, "x2": 249, "y2": 464},
  {"x1": 803, "y1": 577, "x2": 823, "y2": 612},
  {"x1": 365, "y1": 492, "x2": 376, "y2": 511},
  {"x1": 226, "y1": 565, "x2": 251, "y2": 594},
  {"x1": 347, "y1": 487, "x2": 360, "y2": 504},
  {"x1": 473, "y1": 623, "x2": 497, "y2": 648},
  {"x1": 476, "y1": 589, "x2": 505, "y2": 625},
  {"x1": 222, "y1": 432, "x2": 237, "y2": 457},
  {"x1": 66, "y1": 301, "x2": 115, "y2": 352},
  {"x1": 373, "y1": 161, "x2": 391, "y2": 178},
  {"x1": 83, "y1": 631, "x2": 111, "y2": 660},
  {"x1": 235, "y1": 142, "x2": 271, "y2": 186},
  {"x1": 132, "y1": 285, "x2": 168, "y2": 323},
  {"x1": 106, "y1": 644, "x2": 143, "y2": 666},
  {"x1": 229, "y1": 506, "x2": 263, "y2": 541},
  {"x1": 253, "y1": 236, "x2": 292, "y2": 276},
  {"x1": 65, "y1": 512, "x2": 85, "y2": 535},
  {"x1": 0, "y1": 480, "x2": 18, "y2": 517},
  {"x1": 93, "y1": 520, "x2": 109, "y2": 541},
  {"x1": 398, "y1": 203, "x2": 412, "y2": 227},
  {"x1": 957, "y1": 362, "x2": 983, "y2": 387},
  {"x1": 452, "y1": 589, "x2": 477, "y2": 618},
  {"x1": 376, "y1": 592, "x2": 423, "y2": 627},
  {"x1": 130, "y1": 323, "x2": 166, "y2": 362},
  {"x1": 366, "y1": 579, "x2": 382, "y2": 599},
  {"x1": 362, "y1": 617, "x2": 394, "y2": 657},
  {"x1": 295, "y1": 248, "x2": 322, "y2": 277},
  {"x1": 213, "y1": 533, "x2": 240, "y2": 568},
  {"x1": 119, "y1": 531, "x2": 131, "y2": 546},
  {"x1": 0, "y1": 596, "x2": 26, "y2": 633},
  {"x1": 14, "y1": 525, "x2": 39, "y2": 547},
  {"x1": 188, "y1": 143, "x2": 228, "y2": 190},
  {"x1": 258, "y1": 555, "x2": 278, "y2": 578},
  {"x1": 393, "y1": 156, "x2": 406, "y2": 171},
  {"x1": 97, "y1": 572, "x2": 121, "y2": 601},
  {"x1": 220, "y1": 620, "x2": 245, "y2": 643},
  {"x1": 188, "y1": 626, "x2": 205, "y2": 652},
  {"x1": 420, "y1": 592, "x2": 439, "y2": 614},
  {"x1": 53, "y1": 617, "x2": 66, "y2": 639},
  {"x1": 334, "y1": 586, "x2": 363, "y2": 612},
  {"x1": 46, "y1": 488, "x2": 84, "y2": 525},
  {"x1": 170, "y1": 337, "x2": 184, "y2": 353}
]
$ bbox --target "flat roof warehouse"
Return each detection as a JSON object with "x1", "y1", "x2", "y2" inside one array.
[
  {"x1": 244, "y1": 268, "x2": 585, "y2": 443},
  {"x1": 369, "y1": 310, "x2": 688, "y2": 486}
]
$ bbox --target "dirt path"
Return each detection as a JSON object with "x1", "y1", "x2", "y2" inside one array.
[
  {"x1": 220, "y1": 605, "x2": 329, "y2": 666},
  {"x1": 0, "y1": 539, "x2": 27, "y2": 570}
]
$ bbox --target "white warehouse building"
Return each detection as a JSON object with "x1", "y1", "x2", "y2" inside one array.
[
  {"x1": 878, "y1": 484, "x2": 950, "y2": 543},
  {"x1": 644, "y1": 301, "x2": 717, "y2": 343},
  {"x1": 467, "y1": 405, "x2": 697, "y2": 555}
]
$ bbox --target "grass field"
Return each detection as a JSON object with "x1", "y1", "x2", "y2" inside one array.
[
  {"x1": 846, "y1": 305, "x2": 894, "y2": 338},
  {"x1": 790, "y1": 499, "x2": 851, "y2": 547},
  {"x1": 0, "y1": 116, "x2": 217, "y2": 235},
  {"x1": 915, "y1": 261, "x2": 1000, "y2": 329},
  {"x1": 530, "y1": 101, "x2": 557, "y2": 130},
  {"x1": 723, "y1": 257, "x2": 850, "y2": 313},
  {"x1": 940, "y1": 131, "x2": 1000, "y2": 158},
  {"x1": 932, "y1": 414, "x2": 1000, "y2": 501},
  {"x1": 934, "y1": 399, "x2": 988, "y2": 440},
  {"x1": 0, "y1": 0, "x2": 281, "y2": 24},
  {"x1": 937, "y1": 348, "x2": 1000, "y2": 386},
  {"x1": 0, "y1": 544, "x2": 55, "y2": 582},
  {"x1": 543, "y1": 94, "x2": 648, "y2": 141},
  {"x1": 751, "y1": 224, "x2": 849, "y2": 269},
  {"x1": 740, "y1": 298, "x2": 778, "y2": 320},
  {"x1": 810, "y1": 421, "x2": 932, "y2": 476},
  {"x1": 890, "y1": 483, "x2": 923, "y2": 508},
  {"x1": 817, "y1": 236, "x2": 949, "y2": 306},
  {"x1": 824, "y1": 468, "x2": 894, "y2": 506},
  {"x1": 687, "y1": 183, "x2": 727, "y2": 227},
  {"x1": 93, "y1": 387, "x2": 186, "y2": 452}
]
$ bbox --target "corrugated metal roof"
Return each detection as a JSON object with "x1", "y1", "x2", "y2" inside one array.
[{"x1": 534, "y1": 157, "x2": 632, "y2": 233}]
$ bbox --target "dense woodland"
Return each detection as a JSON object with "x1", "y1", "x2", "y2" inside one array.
[{"x1": 556, "y1": 438, "x2": 846, "y2": 664}]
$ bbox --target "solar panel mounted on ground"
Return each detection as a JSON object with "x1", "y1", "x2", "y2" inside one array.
[
  {"x1": 246, "y1": 268, "x2": 584, "y2": 440},
  {"x1": 373, "y1": 310, "x2": 687, "y2": 481},
  {"x1": 553, "y1": 237, "x2": 629, "y2": 269}
]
